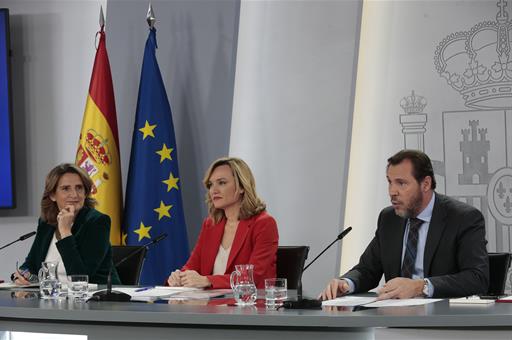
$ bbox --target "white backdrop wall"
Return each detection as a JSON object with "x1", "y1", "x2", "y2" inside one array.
[
  {"x1": 231, "y1": 0, "x2": 362, "y2": 295},
  {"x1": 0, "y1": 0, "x2": 106, "y2": 278},
  {"x1": 341, "y1": 0, "x2": 512, "y2": 281}
]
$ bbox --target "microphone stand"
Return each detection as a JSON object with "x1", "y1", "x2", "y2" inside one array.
[
  {"x1": 91, "y1": 233, "x2": 167, "y2": 302},
  {"x1": 283, "y1": 227, "x2": 352, "y2": 309},
  {"x1": 0, "y1": 231, "x2": 36, "y2": 251}
]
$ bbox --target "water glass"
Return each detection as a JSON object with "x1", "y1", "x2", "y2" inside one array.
[
  {"x1": 67, "y1": 275, "x2": 89, "y2": 302},
  {"x1": 265, "y1": 278, "x2": 287, "y2": 308}
]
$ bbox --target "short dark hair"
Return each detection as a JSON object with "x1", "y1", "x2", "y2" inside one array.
[{"x1": 387, "y1": 150, "x2": 436, "y2": 190}]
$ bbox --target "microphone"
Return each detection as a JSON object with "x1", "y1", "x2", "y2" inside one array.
[
  {"x1": 91, "y1": 233, "x2": 168, "y2": 302},
  {"x1": 282, "y1": 226, "x2": 352, "y2": 309},
  {"x1": 0, "y1": 231, "x2": 36, "y2": 251},
  {"x1": 19, "y1": 231, "x2": 37, "y2": 241},
  {"x1": 303, "y1": 227, "x2": 352, "y2": 272}
]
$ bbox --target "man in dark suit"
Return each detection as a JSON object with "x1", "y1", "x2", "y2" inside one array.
[{"x1": 320, "y1": 150, "x2": 489, "y2": 299}]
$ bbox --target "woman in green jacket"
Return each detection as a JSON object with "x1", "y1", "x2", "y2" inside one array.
[{"x1": 12, "y1": 163, "x2": 120, "y2": 284}]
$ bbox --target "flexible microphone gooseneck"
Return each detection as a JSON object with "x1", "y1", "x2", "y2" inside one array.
[
  {"x1": 282, "y1": 227, "x2": 352, "y2": 309},
  {"x1": 91, "y1": 233, "x2": 168, "y2": 302},
  {"x1": 0, "y1": 231, "x2": 36, "y2": 251}
]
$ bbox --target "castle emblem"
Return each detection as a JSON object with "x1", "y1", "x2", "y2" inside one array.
[{"x1": 76, "y1": 128, "x2": 112, "y2": 194}]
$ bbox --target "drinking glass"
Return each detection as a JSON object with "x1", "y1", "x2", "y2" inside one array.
[
  {"x1": 67, "y1": 275, "x2": 89, "y2": 302},
  {"x1": 265, "y1": 278, "x2": 287, "y2": 309}
]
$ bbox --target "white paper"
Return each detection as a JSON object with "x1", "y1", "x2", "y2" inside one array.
[
  {"x1": 321, "y1": 296, "x2": 442, "y2": 307},
  {"x1": 496, "y1": 295, "x2": 512, "y2": 301},
  {"x1": 164, "y1": 289, "x2": 231, "y2": 300},
  {"x1": 0, "y1": 282, "x2": 39, "y2": 289},
  {"x1": 321, "y1": 296, "x2": 378, "y2": 307},
  {"x1": 87, "y1": 283, "x2": 98, "y2": 291},
  {"x1": 112, "y1": 286, "x2": 200, "y2": 298},
  {"x1": 449, "y1": 296, "x2": 495, "y2": 304},
  {"x1": 364, "y1": 298, "x2": 442, "y2": 307}
]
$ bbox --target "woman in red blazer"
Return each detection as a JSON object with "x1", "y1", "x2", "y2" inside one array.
[{"x1": 167, "y1": 157, "x2": 278, "y2": 289}]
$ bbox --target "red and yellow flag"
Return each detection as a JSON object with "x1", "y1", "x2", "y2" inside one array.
[{"x1": 75, "y1": 28, "x2": 122, "y2": 245}]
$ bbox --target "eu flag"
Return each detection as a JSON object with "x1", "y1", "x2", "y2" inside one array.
[{"x1": 124, "y1": 28, "x2": 189, "y2": 285}]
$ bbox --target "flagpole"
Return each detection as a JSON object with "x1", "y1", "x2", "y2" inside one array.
[
  {"x1": 99, "y1": 5, "x2": 105, "y2": 30},
  {"x1": 76, "y1": 3, "x2": 123, "y2": 245},
  {"x1": 123, "y1": 2, "x2": 190, "y2": 284},
  {"x1": 147, "y1": 3, "x2": 155, "y2": 28}
]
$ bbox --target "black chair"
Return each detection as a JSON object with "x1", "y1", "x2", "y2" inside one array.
[
  {"x1": 276, "y1": 246, "x2": 310, "y2": 290},
  {"x1": 112, "y1": 246, "x2": 147, "y2": 285},
  {"x1": 487, "y1": 252, "x2": 511, "y2": 296}
]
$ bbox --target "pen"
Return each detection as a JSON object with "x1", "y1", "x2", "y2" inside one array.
[{"x1": 135, "y1": 286, "x2": 154, "y2": 292}]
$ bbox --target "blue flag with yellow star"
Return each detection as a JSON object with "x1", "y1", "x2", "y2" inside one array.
[{"x1": 123, "y1": 28, "x2": 189, "y2": 285}]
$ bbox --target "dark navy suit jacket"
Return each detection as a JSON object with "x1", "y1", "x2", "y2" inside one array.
[{"x1": 343, "y1": 193, "x2": 489, "y2": 298}]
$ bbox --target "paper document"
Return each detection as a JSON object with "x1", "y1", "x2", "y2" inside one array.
[
  {"x1": 322, "y1": 296, "x2": 377, "y2": 307},
  {"x1": 495, "y1": 295, "x2": 512, "y2": 303},
  {"x1": 164, "y1": 289, "x2": 231, "y2": 300},
  {"x1": 87, "y1": 283, "x2": 98, "y2": 291},
  {"x1": 0, "y1": 282, "x2": 39, "y2": 289},
  {"x1": 449, "y1": 296, "x2": 495, "y2": 305},
  {"x1": 322, "y1": 295, "x2": 441, "y2": 307},
  {"x1": 364, "y1": 298, "x2": 442, "y2": 307},
  {"x1": 112, "y1": 286, "x2": 200, "y2": 298}
]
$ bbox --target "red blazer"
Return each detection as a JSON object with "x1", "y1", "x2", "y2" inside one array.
[{"x1": 182, "y1": 211, "x2": 278, "y2": 289}]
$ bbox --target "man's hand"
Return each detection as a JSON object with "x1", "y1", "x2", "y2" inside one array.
[
  {"x1": 179, "y1": 270, "x2": 211, "y2": 288},
  {"x1": 377, "y1": 277, "x2": 424, "y2": 300},
  {"x1": 319, "y1": 278, "x2": 350, "y2": 300},
  {"x1": 167, "y1": 270, "x2": 182, "y2": 287}
]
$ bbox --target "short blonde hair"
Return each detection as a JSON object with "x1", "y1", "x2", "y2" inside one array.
[
  {"x1": 40, "y1": 163, "x2": 96, "y2": 225},
  {"x1": 203, "y1": 157, "x2": 266, "y2": 223}
]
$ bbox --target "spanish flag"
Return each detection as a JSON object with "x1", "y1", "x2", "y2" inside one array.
[{"x1": 75, "y1": 27, "x2": 122, "y2": 245}]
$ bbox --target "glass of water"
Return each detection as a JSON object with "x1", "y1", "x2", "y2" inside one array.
[
  {"x1": 67, "y1": 275, "x2": 89, "y2": 302},
  {"x1": 265, "y1": 278, "x2": 287, "y2": 309}
]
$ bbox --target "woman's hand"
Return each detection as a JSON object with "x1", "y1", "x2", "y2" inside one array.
[
  {"x1": 57, "y1": 205, "x2": 75, "y2": 238},
  {"x1": 179, "y1": 270, "x2": 212, "y2": 288},
  {"x1": 12, "y1": 269, "x2": 31, "y2": 286},
  {"x1": 167, "y1": 270, "x2": 183, "y2": 287}
]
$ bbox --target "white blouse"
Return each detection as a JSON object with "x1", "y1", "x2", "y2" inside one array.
[
  {"x1": 44, "y1": 233, "x2": 69, "y2": 283},
  {"x1": 212, "y1": 245, "x2": 231, "y2": 275}
]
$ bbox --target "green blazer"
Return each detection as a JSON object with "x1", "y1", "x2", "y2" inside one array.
[{"x1": 21, "y1": 207, "x2": 120, "y2": 284}]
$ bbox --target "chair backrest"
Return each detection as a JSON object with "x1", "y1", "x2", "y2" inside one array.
[
  {"x1": 112, "y1": 246, "x2": 147, "y2": 285},
  {"x1": 488, "y1": 252, "x2": 511, "y2": 296},
  {"x1": 276, "y1": 246, "x2": 310, "y2": 290}
]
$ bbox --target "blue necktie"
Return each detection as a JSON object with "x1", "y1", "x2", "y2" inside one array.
[{"x1": 401, "y1": 218, "x2": 423, "y2": 278}]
